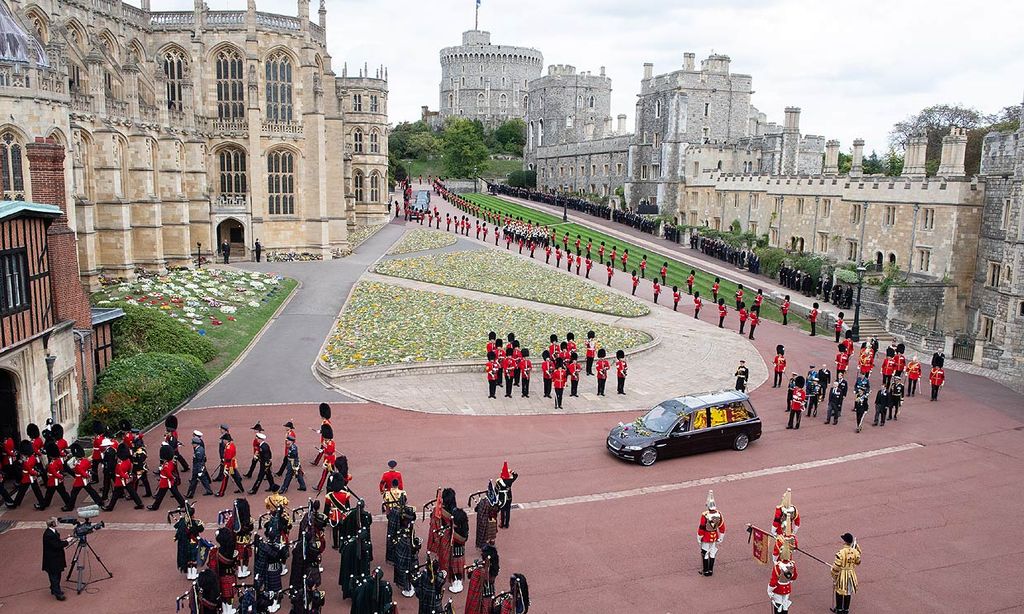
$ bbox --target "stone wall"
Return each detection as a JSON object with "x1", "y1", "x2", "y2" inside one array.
[{"x1": 887, "y1": 282, "x2": 961, "y2": 333}]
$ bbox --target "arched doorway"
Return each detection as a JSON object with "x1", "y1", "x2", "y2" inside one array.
[
  {"x1": 888, "y1": 253, "x2": 897, "y2": 266},
  {"x1": 216, "y1": 219, "x2": 245, "y2": 260},
  {"x1": 875, "y1": 251, "x2": 884, "y2": 271},
  {"x1": 0, "y1": 369, "x2": 18, "y2": 440}
]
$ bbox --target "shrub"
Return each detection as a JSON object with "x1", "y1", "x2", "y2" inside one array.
[
  {"x1": 754, "y1": 246, "x2": 788, "y2": 278},
  {"x1": 91, "y1": 352, "x2": 209, "y2": 428},
  {"x1": 112, "y1": 303, "x2": 216, "y2": 363}
]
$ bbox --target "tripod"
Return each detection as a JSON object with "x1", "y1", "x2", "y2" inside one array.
[{"x1": 65, "y1": 536, "x2": 113, "y2": 594}]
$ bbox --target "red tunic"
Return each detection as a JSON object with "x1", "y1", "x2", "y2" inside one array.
[
  {"x1": 789, "y1": 388, "x2": 807, "y2": 413},
  {"x1": 223, "y1": 441, "x2": 239, "y2": 471},
  {"x1": 596, "y1": 359, "x2": 610, "y2": 380},
  {"x1": 809, "y1": 309, "x2": 818, "y2": 323},
  {"x1": 718, "y1": 304, "x2": 727, "y2": 319},
  {"x1": 114, "y1": 458, "x2": 133, "y2": 487},
  {"x1": 782, "y1": 300, "x2": 790, "y2": 315},
  {"x1": 72, "y1": 458, "x2": 91, "y2": 488},
  {"x1": 836, "y1": 352, "x2": 849, "y2": 372},
  {"x1": 769, "y1": 560, "x2": 797, "y2": 595},
  {"x1": 20, "y1": 455, "x2": 39, "y2": 484},
  {"x1": 615, "y1": 359, "x2": 628, "y2": 378},
  {"x1": 697, "y1": 512, "x2": 726, "y2": 542},
  {"x1": 502, "y1": 356, "x2": 516, "y2": 379},
  {"x1": 541, "y1": 359, "x2": 552, "y2": 380},
  {"x1": 694, "y1": 296, "x2": 702, "y2": 312},
  {"x1": 379, "y1": 469, "x2": 403, "y2": 492},
  {"x1": 552, "y1": 368, "x2": 567, "y2": 390},
  {"x1": 519, "y1": 358, "x2": 532, "y2": 380},
  {"x1": 881, "y1": 357, "x2": 896, "y2": 376},
  {"x1": 485, "y1": 360, "x2": 499, "y2": 382},
  {"x1": 46, "y1": 458, "x2": 65, "y2": 488},
  {"x1": 158, "y1": 460, "x2": 177, "y2": 489},
  {"x1": 929, "y1": 368, "x2": 945, "y2": 386},
  {"x1": 585, "y1": 340, "x2": 596, "y2": 359},
  {"x1": 907, "y1": 361, "x2": 922, "y2": 380}
]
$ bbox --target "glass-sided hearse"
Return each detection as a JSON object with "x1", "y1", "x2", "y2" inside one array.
[{"x1": 606, "y1": 390, "x2": 762, "y2": 466}]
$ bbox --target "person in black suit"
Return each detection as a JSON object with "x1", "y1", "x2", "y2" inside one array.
[{"x1": 42, "y1": 518, "x2": 70, "y2": 601}]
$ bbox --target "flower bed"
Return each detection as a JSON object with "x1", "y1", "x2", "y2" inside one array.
[
  {"x1": 322, "y1": 281, "x2": 650, "y2": 369},
  {"x1": 349, "y1": 223, "x2": 388, "y2": 249},
  {"x1": 387, "y1": 229, "x2": 458, "y2": 255},
  {"x1": 375, "y1": 250, "x2": 649, "y2": 317}
]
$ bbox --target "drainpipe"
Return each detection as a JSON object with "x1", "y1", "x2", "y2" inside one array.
[
  {"x1": 45, "y1": 354, "x2": 56, "y2": 425},
  {"x1": 73, "y1": 329, "x2": 90, "y2": 414},
  {"x1": 811, "y1": 195, "x2": 820, "y2": 254},
  {"x1": 906, "y1": 204, "x2": 920, "y2": 282}
]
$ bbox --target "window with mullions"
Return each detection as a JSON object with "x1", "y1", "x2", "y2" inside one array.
[
  {"x1": 267, "y1": 150, "x2": 295, "y2": 215},
  {"x1": 0, "y1": 133, "x2": 25, "y2": 200},
  {"x1": 216, "y1": 48, "x2": 245, "y2": 120},
  {"x1": 265, "y1": 52, "x2": 293, "y2": 122},
  {"x1": 0, "y1": 249, "x2": 28, "y2": 315},
  {"x1": 218, "y1": 147, "x2": 247, "y2": 197},
  {"x1": 163, "y1": 49, "x2": 187, "y2": 111}
]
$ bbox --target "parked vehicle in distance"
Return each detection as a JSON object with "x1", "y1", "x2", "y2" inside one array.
[{"x1": 606, "y1": 390, "x2": 762, "y2": 466}]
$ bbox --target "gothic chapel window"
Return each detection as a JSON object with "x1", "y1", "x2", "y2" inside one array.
[
  {"x1": 265, "y1": 52, "x2": 293, "y2": 122},
  {"x1": 216, "y1": 48, "x2": 245, "y2": 120},
  {"x1": 267, "y1": 150, "x2": 295, "y2": 215},
  {"x1": 0, "y1": 133, "x2": 25, "y2": 200},
  {"x1": 163, "y1": 49, "x2": 187, "y2": 111}
]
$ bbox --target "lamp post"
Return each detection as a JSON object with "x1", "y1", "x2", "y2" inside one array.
[
  {"x1": 45, "y1": 353, "x2": 57, "y2": 424},
  {"x1": 196, "y1": 242, "x2": 202, "y2": 269},
  {"x1": 852, "y1": 264, "x2": 867, "y2": 342}
]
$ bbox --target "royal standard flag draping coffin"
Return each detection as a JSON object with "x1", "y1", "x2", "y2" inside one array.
[{"x1": 751, "y1": 525, "x2": 772, "y2": 565}]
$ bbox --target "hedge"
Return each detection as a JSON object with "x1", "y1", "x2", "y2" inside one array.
[
  {"x1": 112, "y1": 303, "x2": 216, "y2": 363},
  {"x1": 90, "y1": 352, "x2": 209, "y2": 428}
]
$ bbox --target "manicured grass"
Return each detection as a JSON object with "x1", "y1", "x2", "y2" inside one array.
[
  {"x1": 375, "y1": 250, "x2": 649, "y2": 317},
  {"x1": 403, "y1": 157, "x2": 525, "y2": 180},
  {"x1": 322, "y1": 281, "x2": 650, "y2": 369},
  {"x1": 463, "y1": 193, "x2": 808, "y2": 329}
]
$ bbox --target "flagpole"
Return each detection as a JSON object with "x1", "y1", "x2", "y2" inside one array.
[{"x1": 475, "y1": 1, "x2": 479, "y2": 30}]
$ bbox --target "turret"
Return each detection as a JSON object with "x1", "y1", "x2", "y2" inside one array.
[
  {"x1": 937, "y1": 127, "x2": 967, "y2": 177},
  {"x1": 850, "y1": 138, "x2": 865, "y2": 177}
]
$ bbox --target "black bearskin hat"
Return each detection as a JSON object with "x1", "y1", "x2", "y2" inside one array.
[
  {"x1": 776, "y1": 345, "x2": 785, "y2": 355},
  {"x1": 119, "y1": 419, "x2": 132, "y2": 433},
  {"x1": 845, "y1": 330, "x2": 853, "y2": 340},
  {"x1": 159, "y1": 443, "x2": 174, "y2": 462},
  {"x1": 897, "y1": 343, "x2": 906, "y2": 354},
  {"x1": 116, "y1": 442, "x2": 131, "y2": 460},
  {"x1": 319, "y1": 403, "x2": 332, "y2": 420},
  {"x1": 196, "y1": 568, "x2": 221, "y2": 601},
  {"x1": 92, "y1": 420, "x2": 105, "y2": 436},
  {"x1": 334, "y1": 455, "x2": 349, "y2": 478},
  {"x1": 17, "y1": 439, "x2": 32, "y2": 456},
  {"x1": 44, "y1": 441, "x2": 59, "y2": 458},
  {"x1": 794, "y1": 375, "x2": 806, "y2": 388},
  {"x1": 442, "y1": 487, "x2": 457, "y2": 512},
  {"x1": 482, "y1": 545, "x2": 500, "y2": 578},
  {"x1": 886, "y1": 347, "x2": 895, "y2": 357},
  {"x1": 838, "y1": 344, "x2": 845, "y2": 352},
  {"x1": 165, "y1": 415, "x2": 178, "y2": 431},
  {"x1": 320, "y1": 424, "x2": 333, "y2": 440},
  {"x1": 26, "y1": 423, "x2": 39, "y2": 439},
  {"x1": 512, "y1": 574, "x2": 530, "y2": 612},
  {"x1": 69, "y1": 442, "x2": 85, "y2": 458},
  {"x1": 51, "y1": 424, "x2": 64, "y2": 440},
  {"x1": 215, "y1": 528, "x2": 237, "y2": 554}
]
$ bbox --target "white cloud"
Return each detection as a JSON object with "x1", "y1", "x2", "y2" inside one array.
[{"x1": 158, "y1": 0, "x2": 1024, "y2": 150}]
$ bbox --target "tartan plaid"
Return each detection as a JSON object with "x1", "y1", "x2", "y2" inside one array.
[
  {"x1": 386, "y1": 507, "x2": 401, "y2": 563},
  {"x1": 464, "y1": 565, "x2": 493, "y2": 614},
  {"x1": 415, "y1": 574, "x2": 444, "y2": 614},
  {"x1": 474, "y1": 499, "x2": 498, "y2": 549},
  {"x1": 393, "y1": 529, "x2": 418, "y2": 590}
]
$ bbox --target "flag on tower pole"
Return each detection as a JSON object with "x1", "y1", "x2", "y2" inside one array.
[{"x1": 475, "y1": 0, "x2": 481, "y2": 29}]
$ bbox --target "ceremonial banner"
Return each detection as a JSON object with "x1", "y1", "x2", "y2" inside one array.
[{"x1": 750, "y1": 525, "x2": 772, "y2": 565}]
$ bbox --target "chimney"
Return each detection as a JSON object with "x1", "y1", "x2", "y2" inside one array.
[
  {"x1": 643, "y1": 62, "x2": 653, "y2": 80},
  {"x1": 584, "y1": 121, "x2": 595, "y2": 141},
  {"x1": 903, "y1": 134, "x2": 928, "y2": 178},
  {"x1": 850, "y1": 138, "x2": 865, "y2": 177},
  {"x1": 318, "y1": 0, "x2": 326, "y2": 30},
  {"x1": 784, "y1": 107, "x2": 800, "y2": 132},
  {"x1": 26, "y1": 138, "x2": 92, "y2": 330},
  {"x1": 683, "y1": 53, "x2": 695, "y2": 71},
  {"x1": 617, "y1": 114, "x2": 627, "y2": 134},
  {"x1": 604, "y1": 116, "x2": 612, "y2": 135},
  {"x1": 600, "y1": 66, "x2": 606, "y2": 77},
  {"x1": 937, "y1": 127, "x2": 968, "y2": 177},
  {"x1": 824, "y1": 139, "x2": 840, "y2": 174}
]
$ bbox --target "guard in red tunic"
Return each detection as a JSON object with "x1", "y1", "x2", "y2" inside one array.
[
  {"x1": 672, "y1": 286, "x2": 681, "y2": 311},
  {"x1": 36, "y1": 442, "x2": 70, "y2": 510},
  {"x1": 787, "y1": 377, "x2": 806, "y2": 430},
  {"x1": 314, "y1": 424, "x2": 337, "y2": 492},
  {"x1": 773, "y1": 345, "x2": 787, "y2": 388},
  {"x1": 768, "y1": 541, "x2": 797, "y2": 614},
  {"x1": 652, "y1": 279, "x2": 661, "y2": 304},
  {"x1": 379, "y1": 459, "x2": 403, "y2": 493},
  {"x1": 929, "y1": 360, "x2": 945, "y2": 401},
  {"x1": 244, "y1": 422, "x2": 264, "y2": 479},
  {"x1": 836, "y1": 344, "x2": 850, "y2": 376},
  {"x1": 609, "y1": 246, "x2": 617, "y2": 268},
  {"x1": 63, "y1": 443, "x2": 103, "y2": 510},
  {"x1": 486, "y1": 351, "x2": 500, "y2": 399},
  {"x1": 834, "y1": 311, "x2": 845, "y2": 343},
  {"x1": 712, "y1": 278, "x2": 720, "y2": 302},
  {"x1": 631, "y1": 270, "x2": 639, "y2": 295},
  {"x1": 276, "y1": 421, "x2": 297, "y2": 477},
  {"x1": 693, "y1": 292, "x2": 702, "y2": 319},
  {"x1": 735, "y1": 284, "x2": 744, "y2": 309},
  {"x1": 615, "y1": 350, "x2": 628, "y2": 395},
  {"x1": 639, "y1": 255, "x2": 648, "y2": 278},
  {"x1": 660, "y1": 262, "x2": 668, "y2": 285},
  {"x1": 551, "y1": 359, "x2": 567, "y2": 409},
  {"x1": 518, "y1": 349, "x2": 532, "y2": 398},
  {"x1": 568, "y1": 353, "x2": 581, "y2": 397},
  {"x1": 781, "y1": 295, "x2": 791, "y2": 325},
  {"x1": 906, "y1": 356, "x2": 922, "y2": 396},
  {"x1": 771, "y1": 489, "x2": 801, "y2": 536},
  {"x1": 748, "y1": 307, "x2": 759, "y2": 340},
  {"x1": 541, "y1": 350, "x2": 553, "y2": 398},
  {"x1": 584, "y1": 331, "x2": 597, "y2": 375},
  {"x1": 149, "y1": 443, "x2": 187, "y2": 510},
  {"x1": 311, "y1": 403, "x2": 332, "y2": 467},
  {"x1": 809, "y1": 302, "x2": 820, "y2": 336},
  {"x1": 697, "y1": 490, "x2": 725, "y2": 577},
  {"x1": 606, "y1": 263, "x2": 614, "y2": 286},
  {"x1": 858, "y1": 345, "x2": 874, "y2": 376},
  {"x1": 738, "y1": 303, "x2": 748, "y2": 334},
  {"x1": 880, "y1": 348, "x2": 897, "y2": 388},
  {"x1": 595, "y1": 349, "x2": 610, "y2": 396},
  {"x1": 103, "y1": 443, "x2": 144, "y2": 510},
  {"x1": 89, "y1": 421, "x2": 105, "y2": 484},
  {"x1": 718, "y1": 299, "x2": 727, "y2": 328},
  {"x1": 217, "y1": 433, "x2": 246, "y2": 497},
  {"x1": 621, "y1": 249, "x2": 629, "y2": 272},
  {"x1": 754, "y1": 289, "x2": 764, "y2": 311},
  {"x1": 502, "y1": 351, "x2": 517, "y2": 398},
  {"x1": 598, "y1": 242, "x2": 606, "y2": 264}
]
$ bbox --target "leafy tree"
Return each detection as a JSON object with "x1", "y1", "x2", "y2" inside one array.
[
  {"x1": 837, "y1": 151, "x2": 852, "y2": 174},
  {"x1": 388, "y1": 152, "x2": 407, "y2": 187},
  {"x1": 441, "y1": 118, "x2": 490, "y2": 178},
  {"x1": 883, "y1": 149, "x2": 904, "y2": 176},
  {"x1": 862, "y1": 150, "x2": 884, "y2": 175},
  {"x1": 388, "y1": 120, "x2": 434, "y2": 159},
  {"x1": 492, "y1": 119, "x2": 527, "y2": 155},
  {"x1": 406, "y1": 131, "x2": 441, "y2": 159}
]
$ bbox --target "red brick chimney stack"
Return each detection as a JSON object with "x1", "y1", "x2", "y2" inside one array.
[{"x1": 26, "y1": 137, "x2": 93, "y2": 330}]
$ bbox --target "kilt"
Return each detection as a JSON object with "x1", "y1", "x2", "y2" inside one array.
[
  {"x1": 464, "y1": 566, "x2": 493, "y2": 614},
  {"x1": 474, "y1": 500, "x2": 498, "y2": 549},
  {"x1": 386, "y1": 508, "x2": 401, "y2": 564}
]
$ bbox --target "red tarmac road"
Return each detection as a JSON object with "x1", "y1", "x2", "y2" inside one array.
[{"x1": 2, "y1": 259, "x2": 1024, "y2": 613}]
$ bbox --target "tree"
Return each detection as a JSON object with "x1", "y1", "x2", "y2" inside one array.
[
  {"x1": 837, "y1": 151, "x2": 852, "y2": 175},
  {"x1": 862, "y1": 150, "x2": 884, "y2": 175},
  {"x1": 387, "y1": 152, "x2": 407, "y2": 188},
  {"x1": 507, "y1": 170, "x2": 536, "y2": 188},
  {"x1": 492, "y1": 119, "x2": 527, "y2": 155},
  {"x1": 883, "y1": 149, "x2": 904, "y2": 176},
  {"x1": 388, "y1": 120, "x2": 434, "y2": 159},
  {"x1": 441, "y1": 118, "x2": 490, "y2": 178},
  {"x1": 406, "y1": 131, "x2": 441, "y2": 160}
]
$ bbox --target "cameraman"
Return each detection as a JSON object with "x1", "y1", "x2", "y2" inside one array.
[{"x1": 42, "y1": 517, "x2": 71, "y2": 601}]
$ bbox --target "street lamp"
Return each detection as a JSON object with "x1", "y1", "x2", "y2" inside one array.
[
  {"x1": 852, "y1": 264, "x2": 867, "y2": 342},
  {"x1": 196, "y1": 242, "x2": 202, "y2": 269}
]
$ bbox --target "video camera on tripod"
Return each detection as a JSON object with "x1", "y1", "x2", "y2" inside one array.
[{"x1": 59, "y1": 505, "x2": 106, "y2": 540}]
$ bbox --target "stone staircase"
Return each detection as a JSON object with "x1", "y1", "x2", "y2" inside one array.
[{"x1": 855, "y1": 317, "x2": 889, "y2": 341}]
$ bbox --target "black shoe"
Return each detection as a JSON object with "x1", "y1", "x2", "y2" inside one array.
[
  {"x1": 298, "y1": 487, "x2": 307, "y2": 491},
  {"x1": 203, "y1": 491, "x2": 213, "y2": 496},
  {"x1": 55, "y1": 594, "x2": 67, "y2": 601},
  {"x1": 146, "y1": 505, "x2": 158, "y2": 511},
  {"x1": 33, "y1": 504, "x2": 45, "y2": 510},
  {"x1": 134, "y1": 504, "x2": 145, "y2": 510},
  {"x1": 60, "y1": 506, "x2": 73, "y2": 512}
]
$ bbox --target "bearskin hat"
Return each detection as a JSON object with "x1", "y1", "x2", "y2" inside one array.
[
  {"x1": 44, "y1": 441, "x2": 59, "y2": 458},
  {"x1": 116, "y1": 442, "x2": 131, "y2": 460},
  {"x1": 319, "y1": 403, "x2": 332, "y2": 420},
  {"x1": 159, "y1": 442, "x2": 174, "y2": 461},
  {"x1": 92, "y1": 420, "x2": 105, "y2": 436},
  {"x1": 777, "y1": 345, "x2": 785, "y2": 355},
  {"x1": 334, "y1": 455, "x2": 349, "y2": 479},
  {"x1": 69, "y1": 442, "x2": 85, "y2": 458},
  {"x1": 482, "y1": 544, "x2": 500, "y2": 577},
  {"x1": 234, "y1": 498, "x2": 252, "y2": 525},
  {"x1": 119, "y1": 419, "x2": 132, "y2": 433},
  {"x1": 320, "y1": 424, "x2": 333, "y2": 440},
  {"x1": 51, "y1": 424, "x2": 64, "y2": 440},
  {"x1": 886, "y1": 347, "x2": 895, "y2": 357},
  {"x1": 215, "y1": 528, "x2": 237, "y2": 554},
  {"x1": 838, "y1": 343, "x2": 845, "y2": 352},
  {"x1": 196, "y1": 568, "x2": 221, "y2": 601},
  {"x1": 26, "y1": 423, "x2": 40, "y2": 439},
  {"x1": 442, "y1": 487, "x2": 457, "y2": 512},
  {"x1": 794, "y1": 375, "x2": 806, "y2": 388},
  {"x1": 165, "y1": 415, "x2": 178, "y2": 431},
  {"x1": 221, "y1": 432, "x2": 233, "y2": 442},
  {"x1": 845, "y1": 330, "x2": 853, "y2": 339},
  {"x1": 933, "y1": 352, "x2": 945, "y2": 368},
  {"x1": 897, "y1": 343, "x2": 906, "y2": 354},
  {"x1": 512, "y1": 574, "x2": 530, "y2": 612},
  {"x1": 17, "y1": 439, "x2": 32, "y2": 456}
]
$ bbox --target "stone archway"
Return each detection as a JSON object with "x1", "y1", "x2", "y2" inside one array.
[
  {"x1": 0, "y1": 369, "x2": 18, "y2": 441},
  {"x1": 216, "y1": 218, "x2": 246, "y2": 260}
]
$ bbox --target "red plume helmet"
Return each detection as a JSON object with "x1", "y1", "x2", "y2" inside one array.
[{"x1": 500, "y1": 461, "x2": 511, "y2": 481}]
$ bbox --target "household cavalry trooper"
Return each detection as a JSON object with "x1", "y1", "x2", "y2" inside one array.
[
  {"x1": 696, "y1": 490, "x2": 725, "y2": 577},
  {"x1": 771, "y1": 489, "x2": 800, "y2": 536},
  {"x1": 830, "y1": 532, "x2": 862, "y2": 614},
  {"x1": 768, "y1": 540, "x2": 798, "y2": 614}
]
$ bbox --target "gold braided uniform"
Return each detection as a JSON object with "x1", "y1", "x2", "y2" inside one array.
[{"x1": 831, "y1": 543, "x2": 861, "y2": 596}]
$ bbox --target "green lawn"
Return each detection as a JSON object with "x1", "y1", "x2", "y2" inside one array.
[
  {"x1": 402, "y1": 157, "x2": 524, "y2": 180},
  {"x1": 463, "y1": 193, "x2": 808, "y2": 329}
]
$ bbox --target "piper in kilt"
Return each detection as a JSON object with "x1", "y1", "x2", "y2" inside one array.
[
  {"x1": 207, "y1": 528, "x2": 239, "y2": 612},
  {"x1": 171, "y1": 501, "x2": 205, "y2": 580},
  {"x1": 393, "y1": 502, "x2": 421, "y2": 597},
  {"x1": 383, "y1": 480, "x2": 406, "y2": 564},
  {"x1": 464, "y1": 545, "x2": 499, "y2": 614},
  {"x1": 438, "y1": 488, "x2": 468, "y2": 593},
  {"x1": 493, "y1": 574, "x2": 530, "y2": 614},
  {"x1": 474, "y1": 483, "x2": 499, "y2": 549},
  {"x1": 414, "y1": 555, "x2": 447, "y2": 614}
]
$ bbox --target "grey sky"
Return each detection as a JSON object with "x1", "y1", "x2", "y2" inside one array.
[{"x1": 167, "y1": 0, "x2": 1024, "y2": 152}]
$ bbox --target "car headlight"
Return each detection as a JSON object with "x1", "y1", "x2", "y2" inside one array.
[{"x1": 623, "y1": 445, "x2": 642, "y2": 451}]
